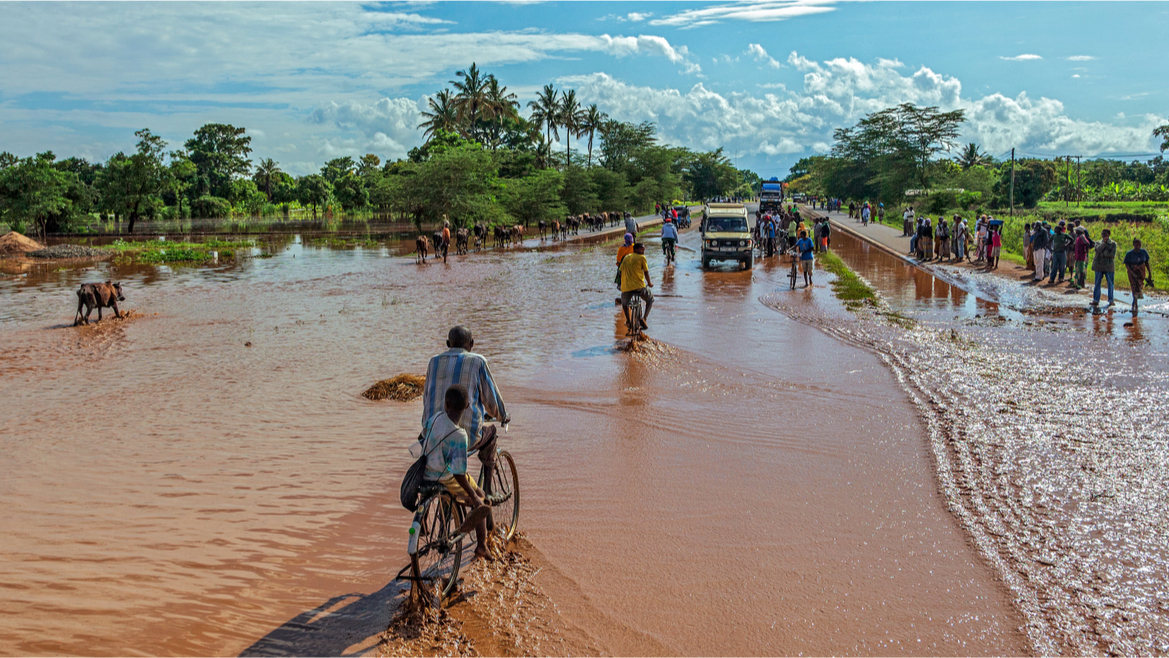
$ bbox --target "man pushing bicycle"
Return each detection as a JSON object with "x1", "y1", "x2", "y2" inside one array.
[{"x1": 422, "y1": 326, "x2": 510, "y2": 510}]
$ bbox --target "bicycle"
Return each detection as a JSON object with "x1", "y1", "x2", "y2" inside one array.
[
  {"x1": 787, "y1": 249, "x2": 799, "y2": 290},
  {"x1": 625, "y1": 295, "x2": 644, "y2": 338},
  {"x1": 663, "y1": 240, "x2": 676, "y2": 267},
  {"x1": 400, "y1": 440, "x2": 521, "y2": 607}
]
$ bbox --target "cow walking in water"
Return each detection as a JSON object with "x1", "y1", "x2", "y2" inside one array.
[
  {"x1": 415, "y1": 235, "x2": 430, "y2": 263},
  {"x1": 455, "y1": 228, "x2": 469, "y2": 256},
  {"x1": 538, "y1": 220, "x2": 548, "y2": 240},
  {"x1": 74, "y1": 282, "x2": 125, "y2": 326}
]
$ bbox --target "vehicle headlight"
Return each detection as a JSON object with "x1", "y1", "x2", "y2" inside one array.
[
  {"x1": 707, "y1": 240, "x2": 717, "y2": 247},
  {"x1": 740, "y1": 240, "x2": 748, "y2": 247}
]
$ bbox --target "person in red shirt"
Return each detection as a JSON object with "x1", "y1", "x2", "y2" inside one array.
[{"x1": 440, "y1": 219, "x2": 451, "y2": 264}]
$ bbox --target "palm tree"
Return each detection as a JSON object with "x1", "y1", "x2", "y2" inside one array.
[
  {"x1": 418, "y1": 89, "x2": 458, "y2": 141},
  {"x1": 581, "y1": 104, "x2": 606, "y2": 168},
  {"x1": 955, "y1": 142, "x2": 988, "y2": 169},
  {"x1": 484, "y1": 75, "x2": 519, "y2": 151},
  {"x1": 558, "y1": 89, "x2": 586, "y2": 167},
  {"x1": 527, "y1": 84, "x2": 560, "y2": 147},
  {"x1": 450, "y1": 63, "x2": 490, "y2": 143},
  {"x1": 254, "y1": 158, "x2": 282, "y2": 201}
]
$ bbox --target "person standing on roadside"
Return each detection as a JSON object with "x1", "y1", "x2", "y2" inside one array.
[
  {"x1": 1049, "y1": 224, "x2": 1073, "y2": 284},
  {"x1": 1091, "y1": 228, "x2": 1118, "y2": 312},
  {"x1": 1072, "y1": 227, "x2": 1091, "y2": 289},
  {"x1": 1123, "y1": 238, "x2": 1152, "y2": 316},
  {"x1": 1030, "y1": 222, "x2": 1049, "y2": 281},
  {"x1": 937, "y1": 216, "x2": 951, "y2": 261},
  {"x1": 1023, "y1": 223, "x2": 1034, "y2": 270},
  {"x1": 796, "y1": 230, "x2": 815, "y2": 287},
  {"x1": 440, "y1": 219, "x2": 452, "y2": 264},
  {"x1": 902, "y1": 206, "x2": 915, "y2": 236},
  {"x1": 861, "y1": 203, "x2": 871, "y2": 226}
]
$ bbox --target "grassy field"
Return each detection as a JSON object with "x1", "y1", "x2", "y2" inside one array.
[{"x1": 107, "y1": 238, "x2": 254, "y2": 264}]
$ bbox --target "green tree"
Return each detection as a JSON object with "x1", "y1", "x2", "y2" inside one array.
[
  {"x1": 598, "y1": 120, "x2": 656, "y2": 173},
  {"x1": 581, "y1": 105, "x2": 605, "y2": 168},
  {"x1": 357, "y1": 154, "x2": 381, "y2": 177},
  {"x1": 252, "y1": 158, "x2": 282, "y2": 201},
  {"x1": 419, "y1": 90, "x2": 459, "y2": 143},
  {"x1": 558, "y1": 89, "x2": 585, "y2": 166},
  {"x1": 451, "y1": 63, "x2": 490, "y2": 143},
  {"x1": 1155, "y1": 121, "x2": 1169, "y2": 153},
  {"x1": 955, "y1": 143, "x2": 989, "y2": 169},
  {"x1": 321, "y1": 157, "x2": 355, "y2": 184},
  {"x1": 527, "y1": 84, "x2": 560, "y2": 149},
  {"x1": 333, "y1": 173, "x2": 370, "y2": 211},
  {"x1": 168, "y1": 151, "x2": 197, "y2": 218},
  {"x1": 296, "y1": 174, "x2": 333, "y2": 219},
  {"x1": 0, "y1": 152, "x2": 74, "y2": 237},
  {"x1": 97, "y1": 128, "x2": 170, "y2": 233},
  {"x1": 185, "y1": 123, "x2": 252, "y2": 199},
  {"x1": 559, "y1": 166, "x2": 598, "y2": 215},
  {"x1": 590, "y1": 167, "x2": 628, "y2": 210},
  {"x1": 502, "y1": 168, "x2": 564, "y2": 226},
  {"x1": 484, "y1": 76, "x2": 519, "y2": 151},
  {"x1": 994, "y1": 159, "x2": 1056, "y2": 208},
  {"x1": 831, "y1": 103, "x2": 966, "y2": 196},
  {"x1": 685, "y1": 149, "x2": 738, "y2": 199}
]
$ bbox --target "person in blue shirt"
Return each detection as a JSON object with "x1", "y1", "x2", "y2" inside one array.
[
  {"x1": 796, "y1": 230, "x2": 815, "y2": 287},
  {"x1": 660, "y1": 218, "x2": 678, "y2": 263}
]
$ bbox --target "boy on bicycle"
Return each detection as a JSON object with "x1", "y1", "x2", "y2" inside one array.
[
  {"x1": 422, "y1": 384, "x2": 491, "y2": 559},
  {"x1": 661, "y1": 218, "x2": 678, "y2": 263},
  {"x1": 619, "y1": 242, "x2": 653, "y2": 329}
]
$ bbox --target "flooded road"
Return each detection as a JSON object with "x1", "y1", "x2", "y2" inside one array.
[{"x1": 2, "y1": 219, "x2": 1160, "y2": 655}]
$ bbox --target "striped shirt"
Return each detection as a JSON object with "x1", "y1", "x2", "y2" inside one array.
[{"x1": 422, "y1": 348, "x2": 507, "y2": 442}]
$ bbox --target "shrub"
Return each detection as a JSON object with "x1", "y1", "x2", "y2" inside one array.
[{"x1": 191, "y1": 196, "x2": 232, "y2": 219}]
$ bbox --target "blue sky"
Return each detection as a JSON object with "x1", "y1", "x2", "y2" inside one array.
[{"x1": 1, "y1": 1, "x2": 1166, "y2": 176}]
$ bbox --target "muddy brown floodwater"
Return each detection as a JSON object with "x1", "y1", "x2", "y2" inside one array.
[{"x1": 1, "y1": 222, "x2": 1164, "y2": 656}]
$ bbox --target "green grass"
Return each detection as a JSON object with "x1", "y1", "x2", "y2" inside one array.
[
  {"x1": 108, "y1": 238, "x2": 252, "y2": 264},
  {"x1": 305, "y1": 235, "x2": 381, "y2": 248},
  {"x1": 817, "y1": 250, "x2": 878, "y2": 308}
]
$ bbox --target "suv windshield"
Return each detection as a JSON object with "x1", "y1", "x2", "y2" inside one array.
[{"x1": 706, "y1": 216, "x2": 748, "y2": 233}]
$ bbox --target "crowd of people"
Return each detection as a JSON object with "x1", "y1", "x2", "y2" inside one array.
[{"x1": 839, "y1": 200, "x2": 1156, "y2": 317}]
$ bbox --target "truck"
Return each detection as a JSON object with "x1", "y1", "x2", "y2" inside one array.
[
  {"x1": 759, "y1": 177, "x2": 784, "y2": 213},
  {"x1": 700, "y1": 203, "x2": 753, "y2": 270}
]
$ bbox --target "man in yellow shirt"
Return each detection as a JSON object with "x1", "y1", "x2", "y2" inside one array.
[{"x1": 619, "y1": 242, "x2": 654, "y2": 329}]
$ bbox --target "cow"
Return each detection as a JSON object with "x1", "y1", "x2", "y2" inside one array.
[
  {"x1": 74, "y1": 282, "x2": 125, "y2": 326},
  {"x1": 473, "y1": 223, "x2": 487, "y2": 250},
  {"x1": 415, "y1": 235, "x2": 429, "y2": 263},
  {"x1": 455, "y1": 228, "x2": 469, "y2": 256},
  {"x1": 567, "y1": 215, "x2": 580, "y2": 236},
  {"x1": 550, "y1": 219, "x2": 561, "y2": 241},
  {"x1": 511, "y1": 225, "x2": 524, "y2": 245},
  {"x1": 537, "y1": 220, "x2": 548, "y2": 240}
]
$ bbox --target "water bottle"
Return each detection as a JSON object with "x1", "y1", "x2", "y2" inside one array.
[{"x1": 407, "y1": 520, "x2": 421, "y2": 555}]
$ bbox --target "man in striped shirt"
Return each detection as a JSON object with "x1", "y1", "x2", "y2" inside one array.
[{"x1": 422, "y1": 326, "x2": 509, "y2": 497}]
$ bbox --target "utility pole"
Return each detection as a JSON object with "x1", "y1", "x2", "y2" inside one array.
[
  {"x1": 1009, "y1": 148, "x2": 1016, "y2": 216},
  {"x1": 1075, "y1": 155, "x2": 1082, "y2": 207}
]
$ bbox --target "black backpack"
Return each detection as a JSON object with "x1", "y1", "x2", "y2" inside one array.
[{"x1": 400, "y1": 424, "x2": 459, "y2": 512}]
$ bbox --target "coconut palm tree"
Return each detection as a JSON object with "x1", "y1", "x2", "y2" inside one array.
[
  {"x1": 527, "y1": 84, "x2": 560, "y2": 147},
  {"x1": 955, "y1": 142, "x2": 988, "y2": 169},
  {"x1": 451, "y1": 62, "x2": 490, "y2": 143},
  {"x1": 418, "y1": 89, "x2": 459, "y2": 142},
  {"x1": 581, "y1": 104, "x2": 606, "y2": 168},
  {"x1": 484, "y1": 75, "x2": 519, "y2": 151},
  {"x1": 253, "y1": 158, "x2": 282, "y2": 201},
  {"x1": 558, "y1": 89, "x2": 586, "y2": 167}
]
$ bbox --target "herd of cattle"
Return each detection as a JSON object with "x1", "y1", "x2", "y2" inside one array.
[{"x1": 414, "y1": 211, "x2": 626, "y2": 263}]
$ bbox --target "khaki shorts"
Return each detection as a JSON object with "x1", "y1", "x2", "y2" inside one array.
[
  {"x1": 800, "y1": 259, "x2": 813, "y2": 274},
  {"x1": 442, "y1": 474, "x2": 478, "y2": 499}
]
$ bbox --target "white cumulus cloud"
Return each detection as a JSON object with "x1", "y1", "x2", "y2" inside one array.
[
  {"x1": 651, "y1": 0, "x2": 836, "y2": 28},
  {"x1": 1067, "y1": 55, "x2": 1096, "y2": 61},
  {"x1": 1000, "y1": 54, "x2": 1044, "y2": 61},
  {"x1": 747, "y1": 44, "x2": 781, "y2": 69}
]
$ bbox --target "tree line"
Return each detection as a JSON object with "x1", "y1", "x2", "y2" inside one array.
[
  {"x1": 0, "y1": 63, "x2": 761, "y2": 237},
  {"x1": 786, "y1": 105, "x2": 1169, "y2": 213}
]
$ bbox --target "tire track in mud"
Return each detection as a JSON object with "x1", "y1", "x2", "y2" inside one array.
[{"x1": 760, "y1": 292, "x2": 1169, "y2": 656}]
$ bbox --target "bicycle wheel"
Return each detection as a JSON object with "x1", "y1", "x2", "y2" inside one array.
[
  {"x1": 482, "y1": 450, "x2": 520, "y2": 542},
  {"x1": 416, "y1": 491, "x2": 464, "y2": 600}
]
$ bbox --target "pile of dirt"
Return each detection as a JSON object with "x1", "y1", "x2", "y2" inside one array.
[
  {"x1": 0, "y1": 231, "x2": 45, "y2": 257},
  {"x1": 363, "y1": 374, "x2": 426, "y2": 401},
  {"x1": 28, "y1": 244, "x2": 110, "y2": 259}
]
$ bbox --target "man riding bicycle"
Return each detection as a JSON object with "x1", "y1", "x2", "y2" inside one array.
[
  {"x1": 619, "y1": 242, "x2": 653, "y2": 330},
  {"x1": 422, "y1": 326, "x2": 509, "y2": 508},
  {"x1": 661, "y1": 218, "x2": 678, "y2": 263}
]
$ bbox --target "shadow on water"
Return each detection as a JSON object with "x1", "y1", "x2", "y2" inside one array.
[{"x1": 238, "y1": 580, "x2": 409, "y2": 657}]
